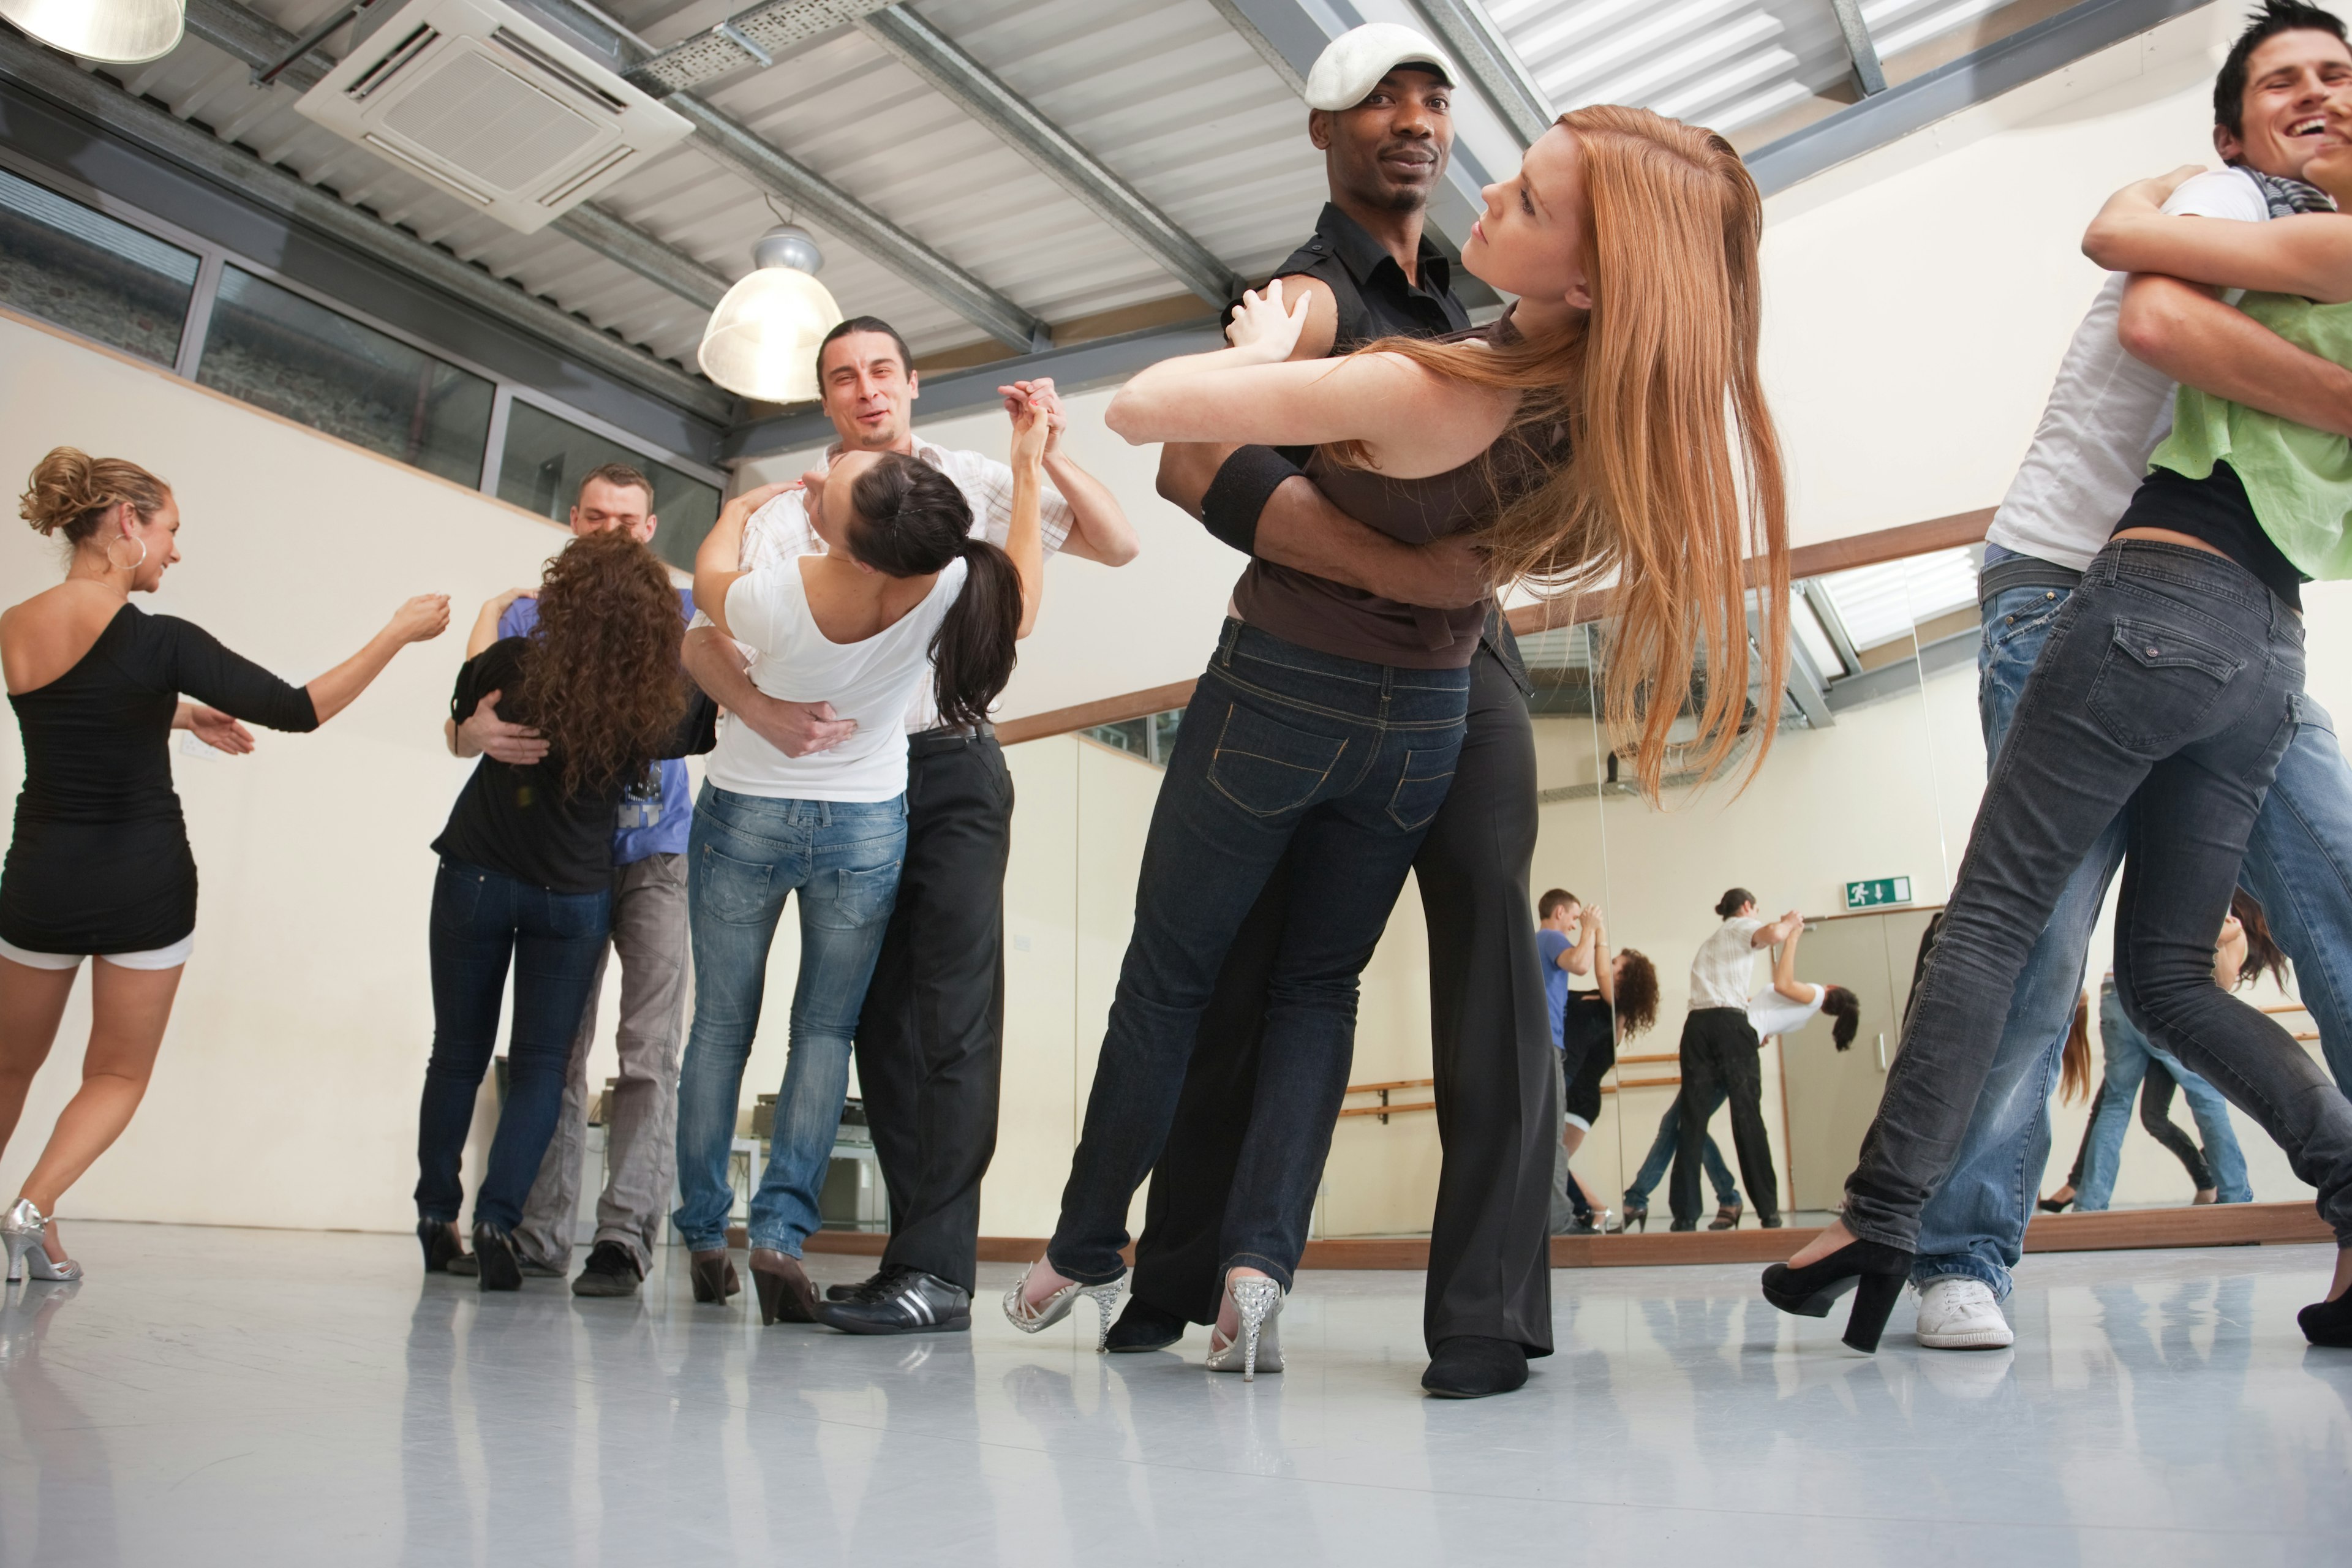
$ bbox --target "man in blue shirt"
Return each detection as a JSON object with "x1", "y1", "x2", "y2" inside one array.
[
  {"x1": 1536, "y1": 890, "x2": 1591, "y2": 1231},
  {"x1": 447, "y1": 462, "x2": 693, "y2": 1297}
]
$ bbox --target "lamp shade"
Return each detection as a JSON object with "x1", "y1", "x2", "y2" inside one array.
[
  {"x1": 0, "y1": 0, "x2": 184, "y2": 64},
  {"x1": 698, "y1": 225, "x2": 843, "y2": 404}
]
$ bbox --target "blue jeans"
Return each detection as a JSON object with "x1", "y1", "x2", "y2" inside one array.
[
  {"x1": 1916, "y1": 576, "x2": 2352, "y2": 1294},
  {"x1": 671, "y1": 786, "x2": 906, "y2": 1255},
  {"x1": 2079, "y1": 979, "x2": 2252, "y2": 1208},
  {"x1": 1047, "y1": 620, "x2": 1470, "y2": 1288},
  {"x1": 415, "y1": 859, "x2": 611, "y2": 1232},
  {"x1": 1853, "y1": 544, "x2": 2352, "y2": 1261},
  {"x1": 1624, "y1": 1098, "x2": 1739, "y2": 1208}
]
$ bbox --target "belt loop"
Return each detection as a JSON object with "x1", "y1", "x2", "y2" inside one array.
[{"x1": 1218, "y1": 618, "x2": 1239, "y2": 668}]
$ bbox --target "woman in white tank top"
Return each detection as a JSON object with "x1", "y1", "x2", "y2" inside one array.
[{"x1": 670, "y1": 407, "x2": 1047, "y2": 1324}]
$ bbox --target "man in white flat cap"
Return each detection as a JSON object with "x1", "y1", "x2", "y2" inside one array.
[{"x1": 1110, "y1": 23, "x2": 1561, "y2": 1401}]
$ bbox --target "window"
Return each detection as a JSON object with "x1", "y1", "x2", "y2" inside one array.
[
  {"x1": 497, "y1": 400, "x2": 721, "y2": 572},
  {"x1": 195, "y1": 266, "x2": 493, "y2": 486},
  {"x1": 0, "y1": 165, "x2": 197, "y2": 366},
  {"x1": 1085, "y1": 708, "x2": 1182, "y2": 767}
]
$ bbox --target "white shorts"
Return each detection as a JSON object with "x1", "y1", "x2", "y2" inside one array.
[{"x1": 0, "y1": 933, "x2": 194, "y2": 971}]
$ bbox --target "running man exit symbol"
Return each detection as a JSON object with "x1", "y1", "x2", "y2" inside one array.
[{"x1": 1844, "y1": 876, "x2": 1913, "y2": 910}]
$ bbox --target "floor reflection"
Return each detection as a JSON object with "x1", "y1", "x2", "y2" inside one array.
[{"x1": 1, "y1": 1224, "x2": 2347, "y2": 1564}]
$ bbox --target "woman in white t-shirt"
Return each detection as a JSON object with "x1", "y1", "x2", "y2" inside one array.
[
  {"x1": 670, "y1": 405, "x2": 1047, "y2": 1325},
  {"x1": 1746, "y1": 918, "x2": 1860, "y2": 1052}
]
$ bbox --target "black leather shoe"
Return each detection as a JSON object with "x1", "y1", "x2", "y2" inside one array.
[
  {"x1": 417, "y1": 1220, "x2": 469, "y2": 1274},
  {"x1": 825, "y1": 1268, "x2": 895, "y2": 1303},
  {"x1": 571, "y1": 1241, "x2": 643, "y2": 1298},
  {"x1": 1105, "y1": 1297, "x2": 1187, "y2": 1352},
  {"x1": 472, "y1": 1223, "x2": 523, "y2": 1292},
  {"x1": 816, "y1": 1269, "x2": 971, "y2": 1335},
  {"x1": 2300, "y1": 1289, "x2": 2352, "y2": 1348},
  {"x1": 1422, "y1": 1335, "x2": 1528, "y2": 1398}
]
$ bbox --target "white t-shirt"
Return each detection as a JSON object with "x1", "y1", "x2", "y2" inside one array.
[
  {"x1": 1688, "y1": 916, "x2": 1766, "y2": 1011},
  {"x1": 1984, "y1": 168, "x2": 2272, "y2": 572},
  {"x1": 1748, "y1": 983, "x2": 1825, "y2": 1041},
  {"x1": 704, "y1": 555, "x2": 970, "y2": 802},
  {"x1": 693, "y1": 435, "x2": 1074, "y2": 734}
]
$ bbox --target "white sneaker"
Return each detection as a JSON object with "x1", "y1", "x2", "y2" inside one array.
[{"x1": 1913, "y1": 1276, "x2": 2014, "y2": 1349}]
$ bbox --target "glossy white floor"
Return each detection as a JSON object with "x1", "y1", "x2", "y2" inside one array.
[{"x1": 2, "y1": 1223, "x2": 2348, "y2": 1566}]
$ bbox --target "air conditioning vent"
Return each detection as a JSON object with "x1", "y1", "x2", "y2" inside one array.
[{"x1": 295, "y1": 0, "x2": 691, "y2": 235}]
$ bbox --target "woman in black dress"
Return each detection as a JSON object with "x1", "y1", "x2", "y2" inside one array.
[{"x1": 1, "y1": 448, "x2": 448, "y2": 1284}]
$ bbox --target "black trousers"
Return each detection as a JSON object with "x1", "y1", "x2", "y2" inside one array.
[
  {"x1": 1128, "y1": 645, "x2": 1556, "y2": 1355},
  {"x1": 1670, "y1": 1008, "x2": 1778, "y2": 1228},
  {"x1": 855, "y1": 731, "x2": 1013, "y2": 1296}
]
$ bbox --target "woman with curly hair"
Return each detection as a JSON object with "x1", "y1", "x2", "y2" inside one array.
[
  {"x1": 1555, "y1": 905, "x2": 1658, "y2": 1235},
  {"x1": 2, "y1": 447, "x2": 446, "y2": 1286},
  {"x1": 417, "y1": 528, "x2": 716, "y2": 1290}
]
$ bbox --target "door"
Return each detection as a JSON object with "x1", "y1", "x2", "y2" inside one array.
[{"x1": 1781, "y1": 910, "x2": 1933, "y2": 1212}]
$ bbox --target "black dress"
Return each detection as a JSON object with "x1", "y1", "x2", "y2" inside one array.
[
  {"x1": 2, "y1": 604, "x2": 317, "y2": 954},
  {"x1": 1560, "y1": 990, "x2": 1618, "y2": 1125}
]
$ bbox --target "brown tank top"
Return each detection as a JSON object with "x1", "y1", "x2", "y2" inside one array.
[{"x1": 1231, "y1": 355, "x2": 1562, "y2": 669}]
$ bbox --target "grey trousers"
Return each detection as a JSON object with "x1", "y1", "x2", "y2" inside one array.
[{"x1": 513, "y1": 853, "x2": 689, "y2": 1272}]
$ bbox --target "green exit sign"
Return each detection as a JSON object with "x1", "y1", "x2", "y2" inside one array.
[{"x1": 1845, "y1": 876, "x2": 1914, "y2": 911}]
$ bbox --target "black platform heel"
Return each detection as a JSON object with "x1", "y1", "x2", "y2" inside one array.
[{"x1": 1760, "y1": 1238, "x2": 1915, "y2": 1353}]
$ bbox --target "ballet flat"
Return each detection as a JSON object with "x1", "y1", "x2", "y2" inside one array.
[
  {"x1": 1001, "y1": 1258, "x2": 1123, "y2": 1351},
  {"x1": 3, "y1": 1200, "x2": 82, "y2": 1284},
  {"x1": 1204, "y1": 1271, "x2": 1284, "y2": 1381}
]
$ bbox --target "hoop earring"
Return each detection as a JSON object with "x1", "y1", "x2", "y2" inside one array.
[{"x1": 105, "y1": 536, "x2": 148, "y2": 573}]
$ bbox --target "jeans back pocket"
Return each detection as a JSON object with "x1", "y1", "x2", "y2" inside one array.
[
  {"x1": 695, "y1": 843, "x2": 778, "y2": 925},
  {"x1": 1385, "y1": 745, "x2": 1458, "y2": 831},
  {"x1": 2087, "y1": 616, "x2": 2244, "y2": 753},
  {"x1": 1206, "y1": 699, "x2": 1348, "y2": 818}
]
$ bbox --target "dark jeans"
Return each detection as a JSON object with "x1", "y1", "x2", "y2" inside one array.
[
  {"x1": 1672, "y1": 1009, "x2": 1776, "y2": 1227},
  {"x1": 1128, "y1": 643, "x2": 1557, "y2": 1352},
  {"x1": 1847, "y1": 541, "x2": 2352, "y2": 1250},
  {"x1": 1047, "y1": 619, "x2": 1471, "y2": 1289},
  {"x1": 857, "y1": 731, "x2": 1014, "y2": 1296},
  {"x1": 415, "y1": 858, "x2": 611, "y2": 1232}
]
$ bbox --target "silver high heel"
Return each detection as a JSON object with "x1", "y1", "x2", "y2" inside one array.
[
  {"x1": 2, "y1": 1200, "x2": 81, "y2": 1284},
  {"x1": 1205, "y1": 1271, "x2": 1284, "y2": 1381},
  {"x1": 1001, "y1": 1258, "x2": 1124, "y2": 1351}
]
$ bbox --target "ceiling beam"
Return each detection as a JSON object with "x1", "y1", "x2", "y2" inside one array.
[
  {"x1": 526, "y1": 0, "x2": 1048, "y2": 350},
  {"x1": 181, "y1": 0, "x2": 732, "y2": 311},
  {"x1": 0, "y1": 26, "x2": 733, "y2": 421},
  {"x1": 1409, "y1": 0, "x2": 1555, "y2": 148},
  {"x1": 856, "y1": 6, "x2": 1243, "y2": 307}
]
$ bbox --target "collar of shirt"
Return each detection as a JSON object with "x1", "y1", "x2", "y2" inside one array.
[{"x1": 1314, "y1": 201, "x2": 1454, "y2": 309}]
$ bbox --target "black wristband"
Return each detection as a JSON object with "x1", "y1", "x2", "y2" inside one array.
[{"x1": 1199, "y1": 445, "x2": 1305, "y2": 559}]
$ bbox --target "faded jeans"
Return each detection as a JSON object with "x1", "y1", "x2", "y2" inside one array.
[
  {"x1": 512, "y1": 852, "x2": 689, "y2": 1274},
  {"x1": 2079, "y1": 978, "x2": 2252, "y2": 1208},
  {"x1": 672, "y1": 786, "x2": 906, "y2": 1256},
  {"x1": 1915, "y1": 570, "x2": 2352, "y2": 1294},
  {"x1": 1624, "y1": 1098, "x2": 1739, "y2": 1210},
  {"x1": 1847, "y1": 543, "x2": 2352, "y2": 1253}
]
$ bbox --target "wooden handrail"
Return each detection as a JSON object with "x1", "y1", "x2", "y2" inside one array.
[
  {"x1": 1337, "y1": 1100, "x2": 1434, "y2": 1120},
  {"x1": 1618, "y1": 1051, "x2": 1679, "y2": 1065},
  {"x1": 1347, "y1": 1078, "x2": 1436, "y2": 1095}
]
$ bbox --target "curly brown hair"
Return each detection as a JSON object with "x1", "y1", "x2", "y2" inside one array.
[
  {"x1": 1613, "y1": 949, "x2": 1660, "y2": 1038},
  {"x1": 518, "y1": 529, "x2": 687, "y2": 793}
]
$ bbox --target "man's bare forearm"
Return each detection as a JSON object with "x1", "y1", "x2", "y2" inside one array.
[
  {"x1": 2119, "y1": 275, "x2": 2352, "y2": 439},
  {"x1": 682, "y1": 625, "x2": 759, "y2": 710}
]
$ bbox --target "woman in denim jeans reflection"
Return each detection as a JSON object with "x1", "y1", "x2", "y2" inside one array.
[
  {"x1": 1770, "y1": 141, "x2": 2352, "y2": 1351},
  {"x1": 1008, "y1": 108, "x2": 1792, "y2": 1387},
  {"x1": 669, "y1": 399, "x2": 1048, "y2": 1328}
]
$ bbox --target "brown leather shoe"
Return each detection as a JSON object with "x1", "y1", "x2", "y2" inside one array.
[
  {"x1": 750, "y1": 1248, "x2": 820, "y2": 1325},
  {"x1": 688, "y1": 1248, "x2": 741, "y2": 1305}
]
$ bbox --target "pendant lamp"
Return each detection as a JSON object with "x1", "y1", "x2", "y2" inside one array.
[
  {"x1": 0, "y1": 0, "x2": 184, "y2": 64},
  {"x1": 698, "y1": 225, "x2": 843, "y2": 405}
]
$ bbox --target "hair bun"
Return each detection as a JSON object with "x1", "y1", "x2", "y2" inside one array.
[
  {"x1": 18, "y1": 447, "x2": 170, "y2": 544},
  {"x1": 21, "y1": 446, "x2": 98, "y2": 537}
]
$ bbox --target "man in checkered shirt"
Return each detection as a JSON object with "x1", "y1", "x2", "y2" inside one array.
[{"x1": 684, "y1": 315, "x2": 1136, "y2": 1333}]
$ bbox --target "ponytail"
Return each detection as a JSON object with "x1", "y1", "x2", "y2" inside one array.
[
  {"x1": 932, "y1": 538, "x2": 1021, "y2": 728},
  {"x1": 845, "y1": 452, "x2": 1023, "y2": 726}
]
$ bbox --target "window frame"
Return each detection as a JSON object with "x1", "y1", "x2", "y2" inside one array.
[{"x1": 0, "y1": 146, "x2": 723, "y2": 500}]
